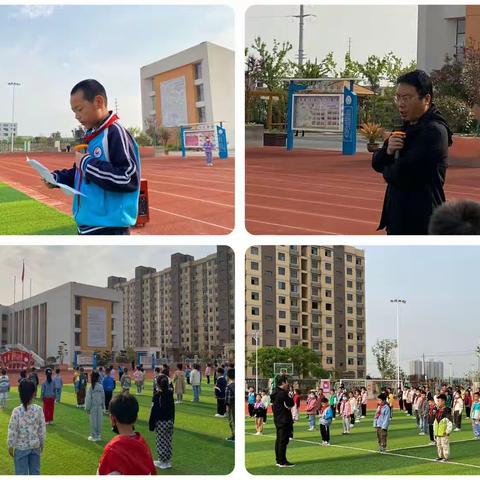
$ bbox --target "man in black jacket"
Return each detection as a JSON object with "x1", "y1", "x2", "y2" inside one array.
[
  {"x1": 271, "y1": 376, "x2": 295, "y2": 468},
  {"x1": 372, "y1": 70, "x2": 453, "y2": 235}
]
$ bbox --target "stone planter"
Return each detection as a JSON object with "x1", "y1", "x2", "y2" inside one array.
[
  {"x1": 245, "y1": 124, "x2": 264, "y2": 147},
  {"x1": 264, "y1": 132, "x2": 287, "y2": 147},
  {"x1": 366, "y1": 142, "x2": 380, "y2": 153}
]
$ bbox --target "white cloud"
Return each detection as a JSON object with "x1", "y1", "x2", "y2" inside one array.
[{"x1": 11, "y1": 5, "x2": 57, "y2": 19}]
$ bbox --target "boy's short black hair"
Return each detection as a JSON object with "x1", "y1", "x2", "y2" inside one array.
[
  {"x1": 71, "y1": 79, "x2": 107, "y2": 104},
  {"x1": 227, "y1": 368, "x2": 235, "y2": 380},
  {"x1": 397, "y1": 69, "x2": 433, "y2": 101},
  {"x1": 1, "y1": 369, "x2": 6, "y2": 375},
  {"x1": 437, "y1": 393, "x2": 447, "y2": 401},
  {"x1": 217, "y1": 367, "x2": 225, "y2": 375},
  {"x1": 109, "y1": 392, "x2": 139, "y2": 424},
  {"x1": 321, "y1": 397, "x2": 329, "y2": 404},
  {"x1": 429, "y1": 200, "x2": 480, "y2": 235},
  {"x1": 378, "y1": 393, "x2": 387, "y2": 402}
]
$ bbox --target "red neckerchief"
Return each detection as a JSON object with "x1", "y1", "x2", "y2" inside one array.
[
  {"x1": 376, "y1": 404, "x2": 382, "y2": 419},
  {"x1": 84, "y1": 112, "x2": 119, "y2": 143}
]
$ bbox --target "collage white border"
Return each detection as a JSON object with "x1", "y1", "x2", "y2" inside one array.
[{"x1": 0, "y1": 0, "x2": 478, "y2": 479}]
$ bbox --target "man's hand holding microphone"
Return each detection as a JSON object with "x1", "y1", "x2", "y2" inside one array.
[{"x1": 387, "y1": 131, "x2": 406, "y2": 159}]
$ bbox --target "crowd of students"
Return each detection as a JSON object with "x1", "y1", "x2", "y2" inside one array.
[
  {"x1": 246, "y1": 378, "x2": 480, "y2": 468},
  {"x1": 2, "y1": 362, "x2": 235, "y2": 475}
]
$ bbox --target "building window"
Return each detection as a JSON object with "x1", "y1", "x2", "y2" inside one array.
[
  {"x1": 348, "y1": 346, "x2": 354, "y2": 353},
  {"x1": 347, "y1": 293, "x2": 353, "y2": 301},
  {"x1": 347, "y1": 280, "x2": 353, "y2": 288},
  {"x1": 325, "y1": 290, "x2": 332, "y2": 297},
  {"x1": 197, "y1": 107, "x2": 206, "y2": 123},
  {"x1": 251, "y1": 277, "x2": 259, "y2": 286},
  {"x1": 252, "y1": 322, "x2": 260, "y2": 330},
  {"x1": 347, "y1": 268, "x2": 353, "y2": 275},
  {"x1": 196, "y1": 84, "x2": 204, "y2": 102},
  {"x1": 326, "y1": 357, "x2": 333, "y2": 364},
  {"x1": 326, "y1": 344, "x2": 333, "y2": 351},
  {"x1": 278, "y1": 267, "x2": 286, "y2": 275},
  {"x1": 251, "y1": 292, "x2": 260, "y2": 301},
  {"x1": 75, "y1": 314, "x2": 81, "y2": 329},
  {"x1": 74, "y1": 332, "x2": 81, "y2": 346},
  {"x1": 278, "y1": 252, "x2": 286, "y2": 261},
  {"x1": 251, "y1": 247, "x2": 259, "y2": 255},
  {"x1": 326, "y1": 303, "x2": 332, "y2": 311},
  {"x1": 346, "y1": 254, "x2": 353, "y2": 262},
  {"x1": 325, "y1": 276, "x2": 332, "y2": 284},
  {"x1": 348, "y1": 358, "x2": 354, "y2": 365},
  {"x1": 251, "y1": 307, "x2": 259, "y2": 316},
  {"x1": 325, "y1": 263, "x2": 332, "y2": 271},
  {"x1": 75, "y1": 296, "x2": 81, "y2": 310},
  {"x1": 279, "y1": 325, "x2": 286, "y2": 333},
  {"x1": 456, "y1": 18, "x2": 466, "y2": 60},
  {"x1": 347, "y1": 307, "x2": 353, "y2": 314},
  {"x1": 326, "y1": 316, "x2": 332, "y2": 324},
  {"x1": 251, "y1": 261, "x2": 259, "y2": 271},
  {"x1": 347, "y1": 320, "x2": 354, "y2": 327},
  {"x1": 194, "y1": 62, "x2": 202, "y2": 80},
  {"x1": 279, "y1": 339, "x2": 287, "y2": 348},
  {"x1": 278, "y1": 281, "x2": 286, "y2": 290},
  {"x1": 347, "y1": 333, "x2": 354, "y2": 340},
  {"x1": 278, "y1": 296, "x2": 286, "y2": 305},
  {"x1": 326, "y1": 330, "x2": 332, "y2": 337},
  {"x1": 278, "y1": 310, "x2": 286, "y2": 319}
]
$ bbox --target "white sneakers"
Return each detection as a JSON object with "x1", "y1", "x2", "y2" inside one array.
[
  {"x1": 154, "y1": 461, "x2": 172, "y2": 469},
  {"x1": 88, "y1": 436, "x2": 101, "y2": 442}
]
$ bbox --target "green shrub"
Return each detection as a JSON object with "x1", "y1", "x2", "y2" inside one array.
[{"x1": 435, "y1": 95, "x2": 474, "y2": 134}]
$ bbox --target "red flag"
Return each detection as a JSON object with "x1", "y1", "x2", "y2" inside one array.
[{"x1": 21, "y1": 261, "x2": 25, "y2": 283}]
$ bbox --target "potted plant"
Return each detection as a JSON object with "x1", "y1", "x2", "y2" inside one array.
[{"x1": 359, "y1": 122, "x2": 384, "y2": 152}]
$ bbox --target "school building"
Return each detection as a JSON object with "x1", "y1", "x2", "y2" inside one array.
[
  {"x1": 108, "y1": 246, "x2": 235, "y2": 363},
  {"x1": 417, "y1": 5, "x2": 480, "y2": 72},
  {"x1": 3, "y1": 283, "x2": 124, "y2": 366},
  {"x1": 0, "y1": 122, "x2": 17, "y2": 141},
  {"x1": 140, "y1": 41, "x2": 235, "y2": 150},
  {"x1": 245, "y1": 246, "x2": 367, "y2": 379}
]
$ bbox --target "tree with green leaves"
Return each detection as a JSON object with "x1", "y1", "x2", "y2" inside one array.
[
  {"x1": 372, "y1": 339, "x2": 398, "y2": 379},
  {"x1": 339, "y1": 51, "x2": 360, "y2": 79},
  {"x1": 288, "y1": 345, "x2": 324, "y2": 379},
  {"x1": 248, "y1": 37, "x2": 293, "y2": 129},
  {"x1": 248, "y1": 347, "x2": 289, "y2": 378}
]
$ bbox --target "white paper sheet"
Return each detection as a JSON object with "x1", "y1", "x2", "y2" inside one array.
[{"x1": 26, "y1": 157, "x2": 86, "y2": 197}]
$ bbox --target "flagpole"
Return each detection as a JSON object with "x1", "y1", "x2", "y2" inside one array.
[
  {"x1": 13, "y1": 276, "x2": 16, "y2": 345},
  {"x1": 21, "y1": 261, "x2": 24, "y2": 346}
]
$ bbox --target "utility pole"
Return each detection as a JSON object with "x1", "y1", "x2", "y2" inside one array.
[
  {"x1": 348, "y1": 37, "x2": 352, "y2": 56},
  {"x1": 8, "y1": 82, "x2": 21, "y2": 152},
  {"x1": 289, "y1": 5, "x2": 315, "y2": 66}
]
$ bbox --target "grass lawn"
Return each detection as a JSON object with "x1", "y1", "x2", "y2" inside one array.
[
  {"x1": 0, "y1": 183, "x2": 77, "y2": 235},
  {"x1": 1, "y1": 380, "x2": 233, "y2": 475},
  {"x1": 245, "y1": 409, "x2": 480, "y2": 475}
]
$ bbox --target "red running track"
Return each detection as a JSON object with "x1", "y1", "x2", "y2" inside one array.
[
  {"x1": 0, "y1": 151, "x2": 234, "y2": 235},
  {"x1": 246, "y1": 147, "x2": 480, "y2": 235}
]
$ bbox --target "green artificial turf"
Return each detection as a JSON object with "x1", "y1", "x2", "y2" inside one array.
[
  {"x1": 1, "y1": 381, "x2": 233, "y2": 475},
  {"x1": 245, "y1": 408, "x2": 480, "y2": 475},
  {"x1": 0, "y1": 183, "x2": 77, "y2": 235}
]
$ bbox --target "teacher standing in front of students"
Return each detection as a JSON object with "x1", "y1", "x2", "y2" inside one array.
[{"x1": 372, "y1": 70, "x2": 453, "y2": 235}]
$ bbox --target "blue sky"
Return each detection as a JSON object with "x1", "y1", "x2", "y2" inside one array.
[
  {"x1": 0, "y1": 5, "x2": 234, "y2": 136},
  {"x1": 246, "y1": 6, "x2": 417, "y2": 69},
  {"x1": 362, "y1": 246, "x2": 480, "y2": 378},
  {"x1": 0, "y1": 245, "x2": 218, "y2": 304}
]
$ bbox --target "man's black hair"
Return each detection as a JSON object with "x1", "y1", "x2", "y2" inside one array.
[
  {"x1": 227, "y1": 368, "x2": 235, "y2": 380},
  {"x1": 397, "y1": 69, "x2": 433, "y2": 101},
  {"x1": 277, "y1": 376, "x2": 288, "y2": 387},
  {"x1": 109, "y1": 392, "x2": 139, "y2": 424},
  {"x1": 71, "y1": 79, "x2": 107, "y2": 104},
  {"x1": 217, "y1": 367, "x2": 225, "y2": 375},
  {"x1": 429, "y1": 200, "x2": 480, "y2": 235}
]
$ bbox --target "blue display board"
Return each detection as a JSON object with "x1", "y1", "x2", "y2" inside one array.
[{"x1": 342, "y1": 86, "x2": 358, "y2": 156}]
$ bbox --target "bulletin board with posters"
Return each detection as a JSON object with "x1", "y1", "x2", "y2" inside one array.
[
  {"x1": 292, "y1": 94, "x2": 343, "y2": 132},
  {"x1": 80, "y1": 298, "x2": 112, "y2": 351},
  {"x1": 183, "y1": 123, "x2": 217, "y2": 149}
]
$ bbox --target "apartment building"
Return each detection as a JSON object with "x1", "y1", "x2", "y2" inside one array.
[{"x1": 246, "y1": 245, "x2": 366, "y2": 378}]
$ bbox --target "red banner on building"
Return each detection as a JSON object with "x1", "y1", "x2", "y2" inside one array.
[{"x1": 0, "y1": 350, "x2": 33, "y2": 369}]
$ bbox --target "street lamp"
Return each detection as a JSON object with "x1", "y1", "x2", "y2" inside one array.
[
  {"x1": 249, "y1": 330, "x2": 261, "y2": 393},
  {"x1": 390, "y1": 299, "x2": 406, "y2": 392},
  {"x1": 8, "y1": 82, "x2": 21, "y2": 152}
]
